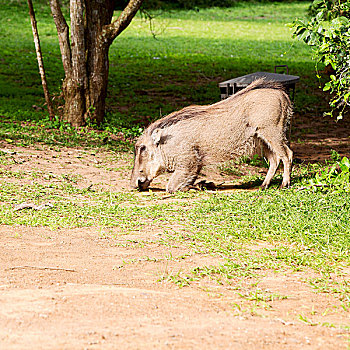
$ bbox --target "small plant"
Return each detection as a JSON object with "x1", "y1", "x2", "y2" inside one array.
[
  {"x1": 298, "y1": 314, "x2": 318, "y2": 326},
  {"x1": 304, "y1": 156, "x2": 350, "y2": 192},
  {"x1": 330, "y1": 149, "x2": 342, "y2": 162}
]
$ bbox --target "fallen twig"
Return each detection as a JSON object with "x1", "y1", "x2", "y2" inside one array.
[
  {"x1": 159, "y1": 194, "x2": 173, "y2": 200},
  {"x1": 0, "y1": 149, "x2": 17, "y2": 155},
  {"x1": 14, "y1": 203, "x2": 53, "y2": 211},
  {"x1": 6, "y1": 265, "x2": 76, "y2": 272}
]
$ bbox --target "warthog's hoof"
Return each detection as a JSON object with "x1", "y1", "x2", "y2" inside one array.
[{"x1": 196, "y1": 180, "x2": 217, "y2": 191}]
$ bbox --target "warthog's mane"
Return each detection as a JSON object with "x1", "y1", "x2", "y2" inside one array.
[
  {"x1": 148, "y1": 78, "x2": 285, "y2": 133},
  {"x1": 148, "y1": 105, "x2": 208, "y2": 134}
]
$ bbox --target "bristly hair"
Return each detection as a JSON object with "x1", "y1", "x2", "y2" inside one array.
[
  {"x1": 229, "y1": 78, "x2": 286, "y2": 99},
  {"x1": 148, "y1": 78, "x2": 286, "y2": 133},
  {"x1": 148, "y1": 105, "x2": 208, "y2": 133}
]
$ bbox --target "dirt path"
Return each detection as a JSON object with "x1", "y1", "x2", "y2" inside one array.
[
  {"x1": 0, "y1": 112, "x2": 349, "y2": 349},
  {"x1": 1, "y1": 225, "x2": 348, "y2": 349}
]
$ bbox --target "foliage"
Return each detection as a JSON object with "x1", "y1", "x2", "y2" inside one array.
[
  {"x1": 290, "y1": 0, "x2": 350, "y2": 119},
  {"x1": 305, "y1": 155, "x2": 350, "y2": 192}
]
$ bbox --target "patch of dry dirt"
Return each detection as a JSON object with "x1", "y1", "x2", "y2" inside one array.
[
  {"x1": 291, "y1": 112, "x2": 350, "y2": 163},
  {"x1": 0, "y1": 226, "x2": 349, "y2": 349},
  {"x1": 0, "y1": 145, "x2": 131, "y2": 191},
  {"x1": 0, "y1": 112, "x2": 349, "y2": 349}
]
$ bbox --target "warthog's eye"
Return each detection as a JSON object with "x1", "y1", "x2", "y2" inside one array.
[{"x1": 139, "y1": 145, "x2": 146, "y2": 153}]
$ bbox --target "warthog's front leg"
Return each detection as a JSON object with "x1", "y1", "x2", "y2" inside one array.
[{"x1": 166, "y1": 168, "x2": 199, "y2": 193}]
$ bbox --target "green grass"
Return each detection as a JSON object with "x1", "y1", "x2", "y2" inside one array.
[
  {"x1": 1, "y1": 170, "x2": 349, "y2": 266},
  {"x1": 0, "y1": 1, "x2": 317, "y2": 142},
  {"x1": 0, "y1": 118, "x2": 133, "y2": 151}
]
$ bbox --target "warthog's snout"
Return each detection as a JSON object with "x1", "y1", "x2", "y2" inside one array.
[
  {"x1": 130, "y1": 173, "x2": 152, "y2": 191},
  {"x1": 137, "y1": 176, "x2": 151, "y2": 190}
]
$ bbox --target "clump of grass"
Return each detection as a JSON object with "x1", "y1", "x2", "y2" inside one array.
[{"x1": 1, "y1": 173, "x2": 349, "y2": 265}]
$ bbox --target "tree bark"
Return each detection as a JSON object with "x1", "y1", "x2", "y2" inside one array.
[
  {"x1": 63, "y1": 0, "x2": 87, "y2": 126},
  {"x1": 103, "y1": 0, "x2": 144, "y2": 44},
  {"x1": 27, "y1": 0, "x2": 55, "y2": 119},
  {"x1": 49, "y1": 0, "x2": 144, "y2": 127},
  {"x1": 49, "y1": 0, "x2": 71, "y2": 74},
  {"x1": 84, "y1": 1, "x2": 115, "y2": 125}
]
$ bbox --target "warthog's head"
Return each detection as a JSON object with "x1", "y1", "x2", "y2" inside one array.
[{"x1": 130, "y1": 128, "x2": 166, "y2": 191}]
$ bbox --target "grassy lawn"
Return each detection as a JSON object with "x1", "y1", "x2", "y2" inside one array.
[
  {"x1": 1, "y1": 175, "x2": 349, "y2": 264},
  {"x1": 1, "y1": 1, "x2": 349, "y2": 316},
  {"x1": 1, "y1": 1, "x2": 316, "y2": 130}
]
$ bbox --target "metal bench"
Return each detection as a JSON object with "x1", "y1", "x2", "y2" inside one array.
[{"x1": 219, "y1": 66, "x2": 300, "y2": 101}]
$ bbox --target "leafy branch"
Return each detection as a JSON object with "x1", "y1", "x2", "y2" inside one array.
[{"x1": 289, "y1": 0, "x2": 350, "y2": 119}]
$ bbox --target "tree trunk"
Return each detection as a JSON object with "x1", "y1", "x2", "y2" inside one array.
[
  {"x1": 62, "y1": 0, "x2": 86, "y2": 126},
  {"x1": 63, "y1": 42, "x2": 110, "y2": 127},
  {"x1": 84, "y1": 1, "x2": 115, "y2": 125},
  {"x1": 60, "y1": 0, "x2": 114, "y2": 127},
  {"x1": 85, "y1": 46, "x2": 110, "y2": 125},
  {"x1": 50, "y1": 0, "x2": 144, "y2": 127}
]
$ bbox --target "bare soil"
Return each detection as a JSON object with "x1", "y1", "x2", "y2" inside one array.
[
  {"x1": 0, "y1": 113, "x2": 349, "y2": 349},
  {"x1": 292, "y1": 112, "x2": 350, "y2": 163}
]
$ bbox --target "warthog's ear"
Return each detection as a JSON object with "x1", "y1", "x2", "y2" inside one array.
[
  {"x1": 151, "y1": 128, "x2": 172, "y2": 146},
  {"x1": 151, "y1": 128, "x2": 163, "y2": 146}
]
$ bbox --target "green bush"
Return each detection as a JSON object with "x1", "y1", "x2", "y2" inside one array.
[
  {"x1": 304, "y1": 155, "x2": 350, "y2": 193},
  {"x1": 290, "y1": 0, "x2": 350, "y2": 119}
]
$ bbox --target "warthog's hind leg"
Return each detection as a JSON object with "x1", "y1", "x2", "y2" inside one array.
[
  {"x1": 261, "y1": 146, "x2": 280, "y2": 189},
  {"x1": 281, "y1": 145, "x2": 293, "y2": 188},
  {"x1": 258, "y1": 129, "x2": 293, "y2": 189}
]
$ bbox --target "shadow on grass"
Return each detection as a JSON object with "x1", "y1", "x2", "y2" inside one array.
[
  {"x1": 144, "y1": 172, "x2": 310, "y2": 194},
  {"x1": 143, "y1": 178, "x2": 264, "y2": 193}
]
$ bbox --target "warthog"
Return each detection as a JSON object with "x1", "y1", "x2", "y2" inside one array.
[{"x1": 131, "y1": 78, "x2": 293, "y2": 193}]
